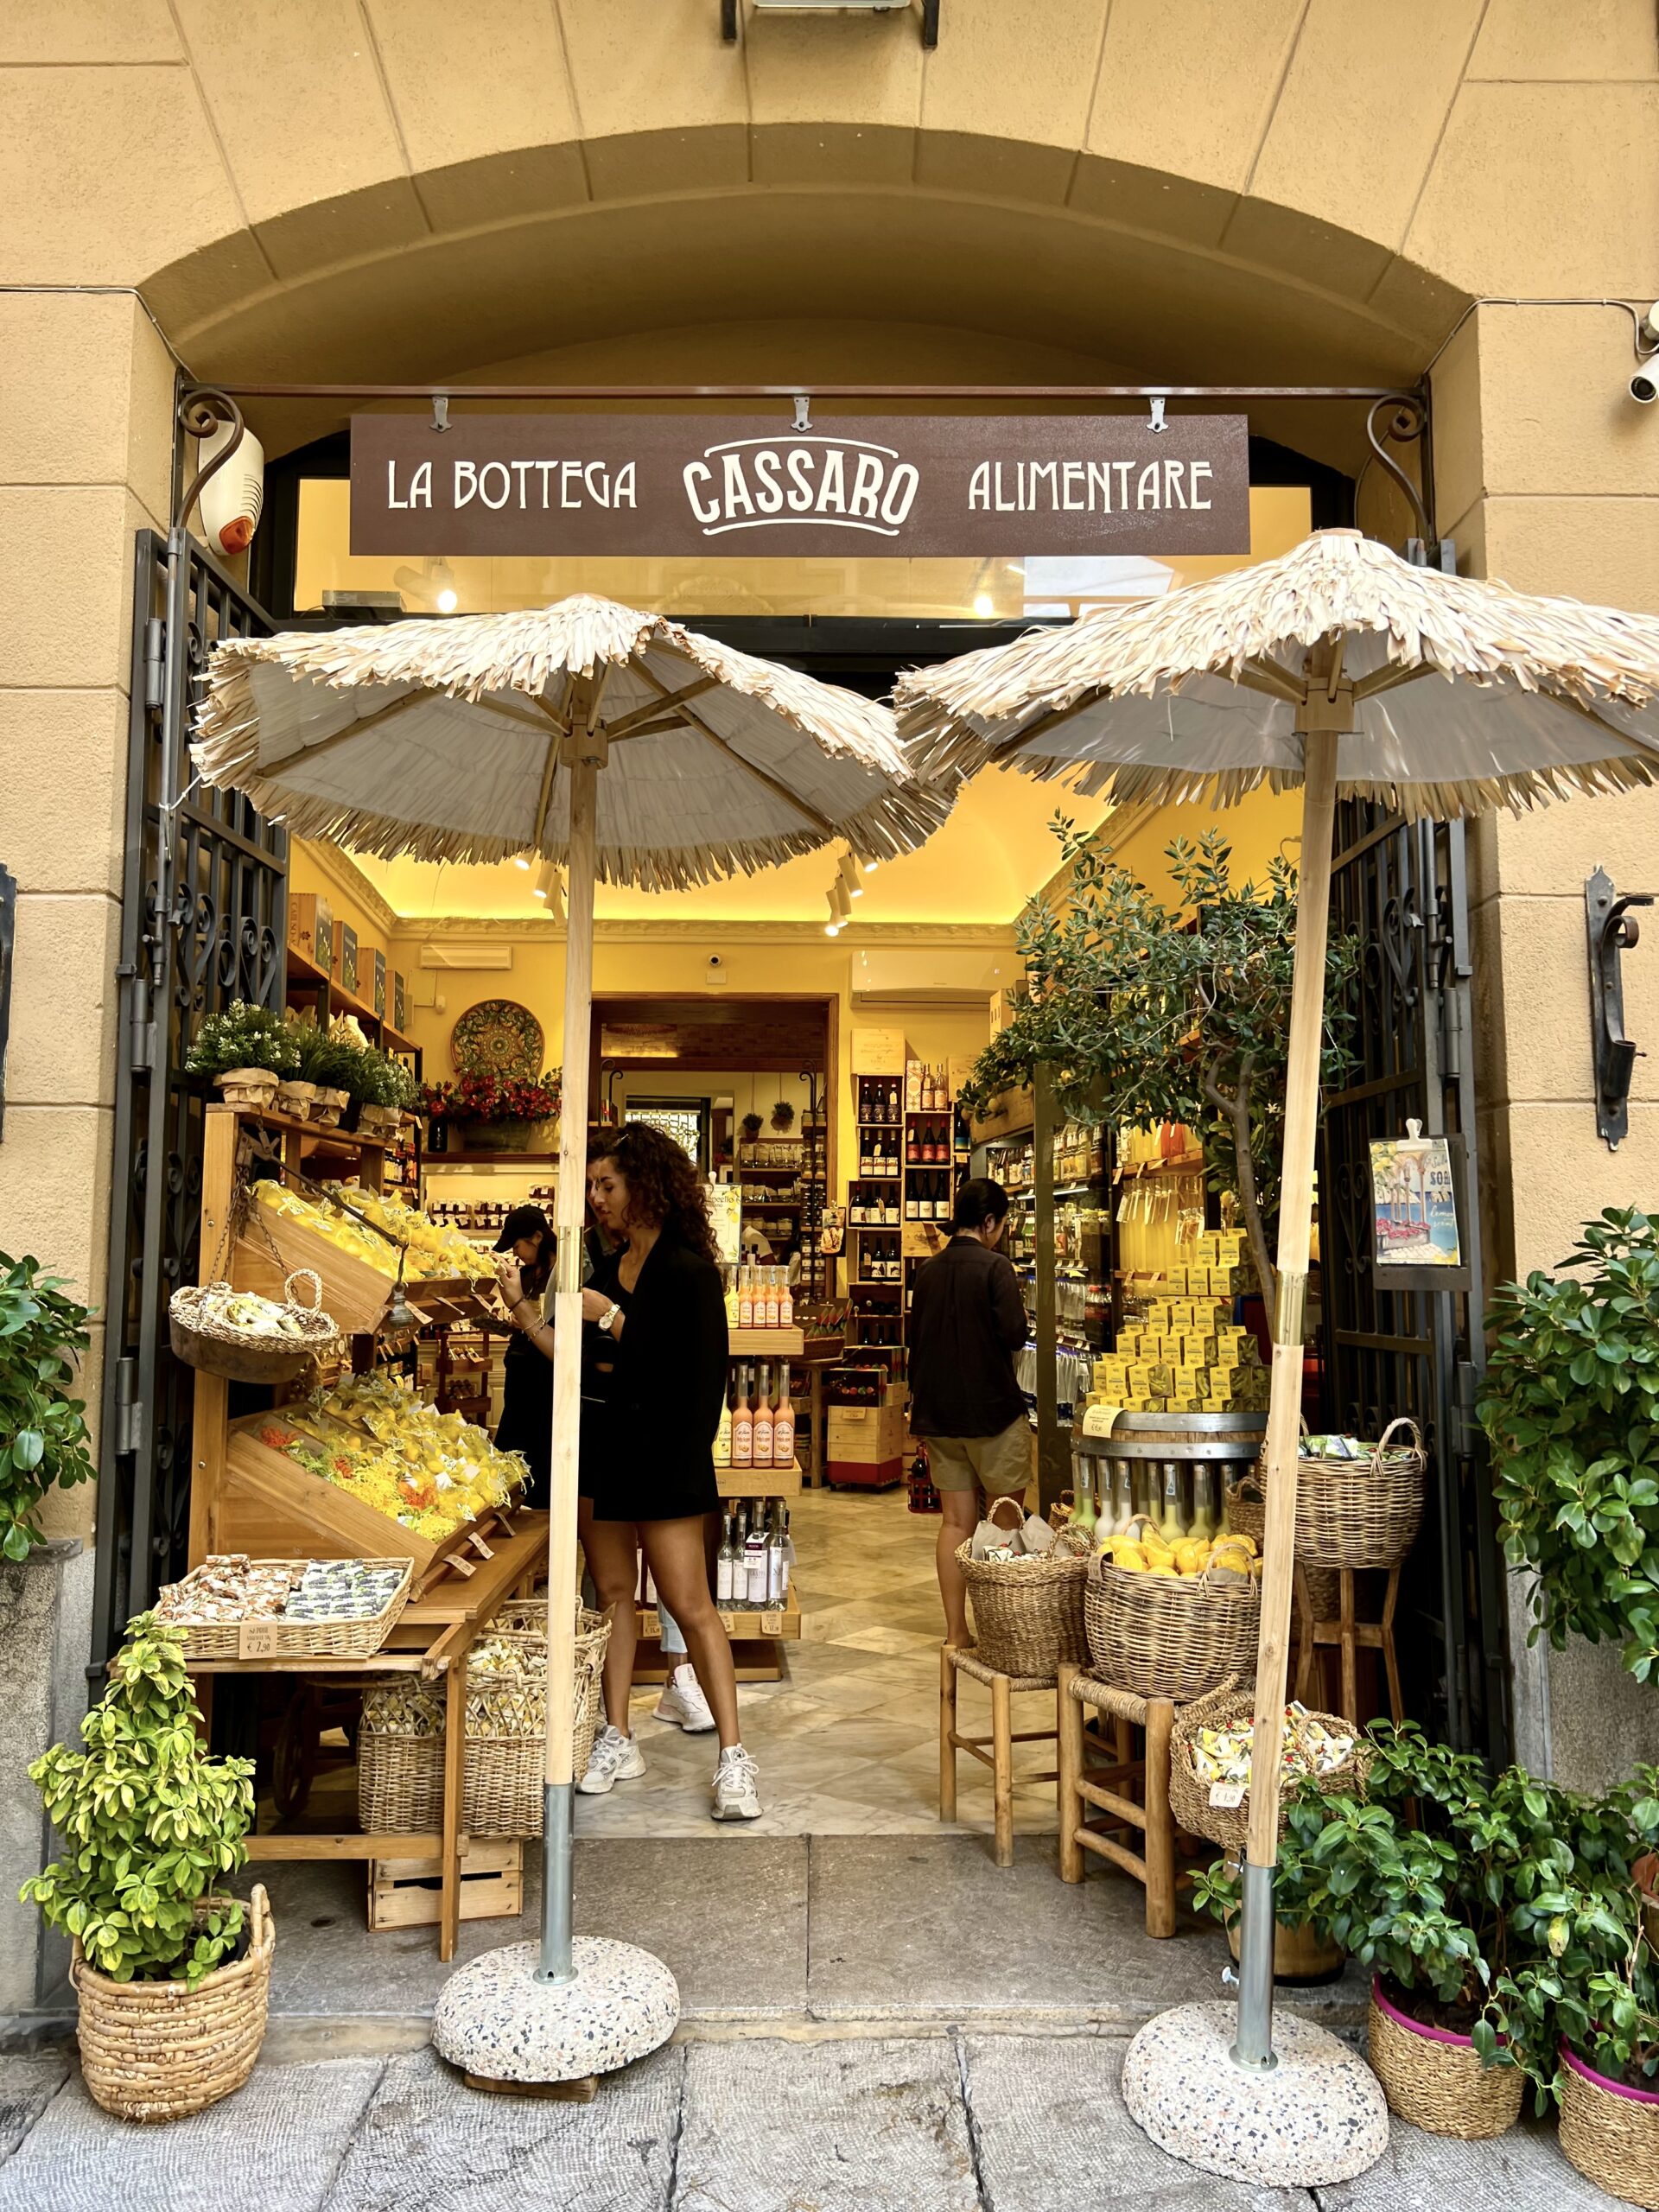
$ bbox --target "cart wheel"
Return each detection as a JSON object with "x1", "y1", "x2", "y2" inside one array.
[{"x1": 273, "y1": 1688, "x2": 318, "y2": 1819}]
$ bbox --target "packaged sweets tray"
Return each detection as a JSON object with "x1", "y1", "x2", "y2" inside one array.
[{"x1": 157, "y1": 1555, "x2": 413, "y2": 1660}]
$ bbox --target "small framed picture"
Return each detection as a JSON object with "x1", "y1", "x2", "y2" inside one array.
[{"x1": 1370, "y1": 1120, "x2": 1465, "y2": 1284}]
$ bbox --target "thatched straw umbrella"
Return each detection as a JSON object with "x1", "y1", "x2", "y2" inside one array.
[
  {"x1": 896, "y1": 527, "x2": 1659, "y2": 2180},
  {"x1": 194, "y1": 592, "x2": 948, "y2": 2079}
]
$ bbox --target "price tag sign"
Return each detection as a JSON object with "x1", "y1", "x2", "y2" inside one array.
[
  {"x1": 761, "y1": 1611, "x2": 784, "y2": 1637},
  {"x1": 1208, "y1": 1780, "x2": 1246, "y2": 1809},
  {"x1": 238, "y1": 1619, "x2": 280, "y2": 1661}
]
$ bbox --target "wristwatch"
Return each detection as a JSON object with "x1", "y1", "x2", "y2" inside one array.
[{"x1": 597, "y1": 1301, "x2": 623, "y2": 1335}]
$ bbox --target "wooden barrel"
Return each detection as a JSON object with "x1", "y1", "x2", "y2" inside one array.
[{"x1": 1078, "y1": 1411, "x2": 1268, "y2": 1529}]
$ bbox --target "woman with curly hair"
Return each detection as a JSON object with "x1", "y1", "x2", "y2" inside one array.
[{"x1": 496, "y1": 1120, "x2": 760, "y2": 1822}]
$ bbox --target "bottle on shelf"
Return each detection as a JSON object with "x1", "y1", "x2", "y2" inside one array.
[
  {"x1": 753, "y1": 1362, "x2": 774, "y2": 1466},
  {"x1": 738, "y1": 1267, "x2": 754, "y2": 1329},
  {"x1": 722, "y1": 1263, "x2": 739, "y2": 1325},
  {"x1": 1190, "y1": 1465, "x2": 1218, "y2": 1541},
  {"x1": 779, "y1": 1508, "x2": 792, "y2": 1598},
  {"x1": 715, "y1": 1378, "x2": 732, "y2": 1466},
  {"x1": 778, "y1": 1270, "x2": 793, "y2": 1330},
  {"x1": 744, "y1": 1515, "x2": 769, "y2": 1605},
  {"x1": 1157, "y1": 1459, "x2": 1187, "y2": 1541},
  {"x1": 731, "y1": 1369, "x2": 753, "y2": 1469},
  {"x1": 766, "y1": 1505, "x2": 785, "y2": 1603},
  {"x1": 716, "y1": 1512, "x2": 737, "y2": 1604},
  {"x1": 760, "y1": 1268, "x2": 779, "y2": 1329},
  {"x1": 773, "y1": 1366, "x2": 795, "y2": 1466}
]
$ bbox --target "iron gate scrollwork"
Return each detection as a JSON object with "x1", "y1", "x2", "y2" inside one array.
[
  {"x1": 1319, "y1": 799, "x2": 1509, "y2": 1762},
  {"x1": 91, "y1": 528, "x2": 283, "y2": 1671}
]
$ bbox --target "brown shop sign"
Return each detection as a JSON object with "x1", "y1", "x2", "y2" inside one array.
[{"x1": 350, "y1": 413, "x2": 1250, "y2": 559}]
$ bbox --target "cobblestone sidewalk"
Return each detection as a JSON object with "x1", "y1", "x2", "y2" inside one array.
[{"x1": 0, "y1": 2031, "x2": 1628, "y2": 2212}]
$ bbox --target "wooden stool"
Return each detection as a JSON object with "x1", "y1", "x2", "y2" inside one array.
[
  {"x1": 939, "y1": 1644, "x2": 1058, "y2": 1867},
  {"x1": 1294, "y1": 1560, "x2": 1403, "y2": 1724},
  {"x1": 1055, "y1": 1661, "x2": 1184, "y2": 1937}
]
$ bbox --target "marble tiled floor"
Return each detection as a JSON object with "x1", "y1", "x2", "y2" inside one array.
[{"x1": 574, "y1": 1485, "x2": 1064, "y2": 1840}]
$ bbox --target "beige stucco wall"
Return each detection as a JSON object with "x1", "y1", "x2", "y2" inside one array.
[{"x1": 2, "y1": 1, "x2": 1658, "y2": 1764}]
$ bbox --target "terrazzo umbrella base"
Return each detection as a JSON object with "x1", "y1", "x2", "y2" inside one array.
[
  {"x1": 1122, "y1": 2001, "x2": 1389, "y2": 2188},
  {"x1": 432, "y1": 1938, "x2": 679, "y2": 2092}
]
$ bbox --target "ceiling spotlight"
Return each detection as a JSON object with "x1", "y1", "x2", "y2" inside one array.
[
  {"x1": 433, "y1": 558, "x2": 458, "y2": 613},
  {"x1": 861, "y1": 857, "x2": 879, "y2": 875},
  {"x1": 512, "y1": 855, "x2": 531, "y2": 872},
  {"x1": 531, "y1": 860, "x2": 563, "y2": 915},
  {"x1": 831, "y1": 879, "x2": 852, "y2": 922},
  {"x1": 973, "y1": 592, "x2": 995, "y2": 619},
  {"x1": 436, "y1": 588, "x2": 459, "y2": 613},
  {"x1": 839, "y1": 853, "x2": 864, "y2": 898}
]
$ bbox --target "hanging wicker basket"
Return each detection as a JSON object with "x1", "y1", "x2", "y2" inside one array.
[
  {"x1": 358, "y1": 1605, "x2": 608, "y2": 1837},
  {"x1": 168, "y1": 1269, "x2": 340, "y2": 1385},
  {"x1": 954, "y1": 1535, "x2": 1089, "y2": 1679},
  {"x1": 72, "y1": 1886, "x2": 274, "y2": 2123},
  {"x1": 1084, "y1": 1531, "x2": 1260, "y2": 1701},
  {"x1": 1368, "y1": 1980, "x2": 1522, "y2": 2139},
  {"x1": 1559, "y1": 2043, "x2": 1659, "y2": 2205},
  {"x1": 1294, "y1": 1417, "x2": 1427, "y2": 1571},
  {"x1": 1166, "y1": 1676, "x2": 1370, "y2": 1854}
]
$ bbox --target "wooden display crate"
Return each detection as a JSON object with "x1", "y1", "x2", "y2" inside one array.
[
  {"x1": 636, "y1": 1582, "x2": 799, "y2": 1645},
  {"x1": 232, "y1": 1204, "x2": 489, "y2": 1337},
  {"x1": 369, "y1": 1839, "x2": 522, "y2": 1931},
  {"x1": 715, "y1": 1459, "x2": 803, "y2": 1499},
  {"x1": 728, "y1": 1325, "x2": 804, "y2": 1357},
  {"x1": 222, "y1": 1417, "x2": 513, "y2": 1597}
]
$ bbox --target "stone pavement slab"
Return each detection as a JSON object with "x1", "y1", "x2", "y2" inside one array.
[
  {"x1": 0, "y1": 2055, "x2": 67, "y2": 2158},
  {"x1": 675, "y1": 2037, "x2": 979, "y2": 2212},
  {"x1": 1319, "y1": 2107, "x2": 1628, "y2": 2209},
  {"x1": 319, "y1": 2044, "x2": 681, "y2": 2212},
  {"x1": 806, "y1": 1835, "x2": 1366, "y2": 2024},
  {"x1": 0, "y1": 2056, "x2": 384, "y2": 2212}
]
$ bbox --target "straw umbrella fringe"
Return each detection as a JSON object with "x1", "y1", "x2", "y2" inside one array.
[
  {"x1": 899, "y1": 531, "x2": 1659, "y2": 818},
  {"x1": 194, "y1": 595, "x2": 947, "y2": 887}
]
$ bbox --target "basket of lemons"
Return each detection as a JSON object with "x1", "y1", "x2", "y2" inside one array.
[{"x1": 1084, "y1": 1515, "x2": 1262, "y2": 1700}]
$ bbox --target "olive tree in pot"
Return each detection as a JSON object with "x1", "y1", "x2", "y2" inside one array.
[
  {"x1": 0, "y1": 1255, "x2": 97, "y2": 1562},
  {"x1": 1479, "y1": 1207, "x2": 1659, "y2": 1682},
  {"x1": 21, "y1": 1615, "x2": 270, "y2": 2122},
  {"x1": 960, "y1": 822, "x2": 1358, "y2": 1306}
]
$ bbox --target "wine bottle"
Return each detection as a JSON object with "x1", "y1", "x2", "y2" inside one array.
[
  {"x1": 715, "y1": 1376, "x2": 733, "y2": 1466},
  {"x1": 731, "y1": 1367, "x2": 753, "y2": 1468},
  {"x1": 766, "y1": 1505, "x2": 785, "y2": 1603},
  {"x1": 763, "y1": 1267, "x2": 780, "y2": 1329},
  {"x1": 772, "y1": 1368, "x2": 795, "y2": 1467},
  {"x1": 779, "y1": 1508, "x2": 792, "y2": 1599},
  {"x1": 738, "y1": 1266, "x2": 753, "y2": 1330},
  {"x1": 753, "y1": 1362, "x2": 774, "y2": 1466},
  {"x1": 744, "y1": 1517, "x2": 768, "y2": 1605},
  {"x1": 778, "y1": 1271, "x2": 793, "y2": 1330}
]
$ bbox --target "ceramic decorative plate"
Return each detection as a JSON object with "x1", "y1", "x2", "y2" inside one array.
[{"x1": 452, "y1": 999, "x2": 544, "y2": 1080}]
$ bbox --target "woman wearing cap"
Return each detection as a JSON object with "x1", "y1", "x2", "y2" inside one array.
[
  {"x1": 496, "y1": 1121, "x2": 760, "y2": 1824},
  {"x1": 492, "y1": 1205, "x2": 556, "y2": 1510}
]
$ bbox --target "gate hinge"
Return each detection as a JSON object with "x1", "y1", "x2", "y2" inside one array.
[
  {"x1": 112, "y1": 1357, "x2": 146, "y2": 1459},
  {"x1": 1452, "y1": 1357, "x2": 1482, "y2": 1458},
  {"x1": 143, "y1": 618, "x2": 167, "y2": 712},
  {"x1": 1439, "y1": 976, "x2": 1467, "y2": 1082},
  {"x1": 117, "y1": 963, "x2": 156, "y2": 1073}
]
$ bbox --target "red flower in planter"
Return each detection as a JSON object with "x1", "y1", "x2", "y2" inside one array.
[{"x1": 422, "y1": 1071, "x2": 562, "y2": 1123}]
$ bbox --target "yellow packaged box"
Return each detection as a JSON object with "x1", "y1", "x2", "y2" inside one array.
[
  {"x1": 1157, "y1": 1334, "x2": 1185, "y2": 1364},
  {"x1": 1146, "y1": 1301, "x2": 1173, "y2": 1333},
  {"x1": 1180, "y1": 1334, "x2": 1219, "y2": 1367}
]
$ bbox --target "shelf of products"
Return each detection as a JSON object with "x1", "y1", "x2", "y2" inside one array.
[{"x1": 842, "y1": 1054, "x2": 969, "y2": 1373}]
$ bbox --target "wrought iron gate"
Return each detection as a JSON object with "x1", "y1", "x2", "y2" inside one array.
[
  {"x1": 1319, "y1": 800, "x2": 1509, "y2": 1761},
  {"x1": 91, "y1": 528, "x2": 283, "y2": 1669}
]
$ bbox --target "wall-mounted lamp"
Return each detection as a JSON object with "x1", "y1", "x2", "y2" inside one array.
[
  {"x1": 531, "y1": 861, "x2": 564, "y2": 918},
  {"x1": 838, "y1": 853, "x2": 864, "y2": 898},
  {"x1": 1586, "y1": 865, "x2": 1652, "y2": 1150}
]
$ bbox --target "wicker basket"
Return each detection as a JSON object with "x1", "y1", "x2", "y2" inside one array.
[
  {"x1": 1085, "y1": 1535, "x2": 1260, "y2": 1702},
  {"x1": 1368, "y1": 1980, "x2": 1522, "y2": 2139},
  {"x1": 1167, "y1": 1677, "x2": 1369, "y2": 1853},
  {"x1": 1295, "y1": 1417, "x2": 1427, "y2": 1571},
  {"x1": 168, "y1": 1268, "x2": 339, "y2": 1385},
  {"x1": 162, "y1": 1557, "x2": 411, "y2": 1662},
  {"x1": 358, "y1": 1606, "x2": 608, "y2": 1838},
  {"x1": 72, "y1": 1886, "x2": 274, "y2": 2123},
  {"x1": 1560, "y1": 2043, "x2": 1659, "y2": 2204},
  {"x1": 955, "y1": 1537, "x2": 1089, "y2": 1678},
  {"x1": 1224, "y1": 1474, "x2": 1267, "y2": 1550}
]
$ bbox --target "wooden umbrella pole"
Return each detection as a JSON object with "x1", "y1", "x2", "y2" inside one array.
[
  {"x1": 1232, "y1": 721, "x2": 1340, "y2": 2069},
  {"x1": 538, "y1": 734, "x2": 600, "y2": 1987}
]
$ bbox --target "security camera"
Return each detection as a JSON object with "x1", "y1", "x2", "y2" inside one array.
[
  {"x1": 1631, "y1": 305, "x2": 1659, "y2": 404},
  {"x1": 707, "y1": 954, "x2": 724, "y2": 970},
  {"x1": 1632, "y1": 365, "x2": 1658, "y2": 406}
]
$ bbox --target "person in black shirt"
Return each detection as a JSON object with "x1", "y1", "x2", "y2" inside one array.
[
  {"x1": 491, "y1": 1205, "x2": 556, "y2": 1510},
  {"x1": 908, "y1": 1177, "x2": 1032, "y2": 1650}
]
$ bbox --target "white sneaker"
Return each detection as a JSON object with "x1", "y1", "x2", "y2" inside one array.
[
  {"x1": 653, "y1": 1662, "x2": 716, "y2": 1734},
  {"x1": 577, "y1": 1724, "x2": 645, "y2": 1795},
  {"x1": 711, "y1": 1745, "x2": 762, "y2": 1822}
]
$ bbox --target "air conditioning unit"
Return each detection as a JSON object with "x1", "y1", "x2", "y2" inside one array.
[
  {"x1": 418, "y1": 944, "x2": 514, "y2": 971},
  {"x1": 725, "y1": 0, "x2": 938, "y2": 41},
  {"x1": 849, "y1": 947, "x2": 1005, "y2": 1006}
]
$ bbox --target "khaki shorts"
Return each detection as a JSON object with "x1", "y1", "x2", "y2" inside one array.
[{"x1": 925, "y1": 1416, "x2": 1032, "y2": 1498}]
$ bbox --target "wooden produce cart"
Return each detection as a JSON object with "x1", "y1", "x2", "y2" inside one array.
[{"x1": 183, "y1": 1103, "x2": 543, "y2": 1956}]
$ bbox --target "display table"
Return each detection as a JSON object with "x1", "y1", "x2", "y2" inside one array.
[{"x1": 185, "y1": 1509, "x2": 550, "y2": 1961}]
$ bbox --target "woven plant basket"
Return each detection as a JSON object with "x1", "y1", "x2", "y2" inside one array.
[
  {"x1": 1223, "y1": 1475, "x2": 1266, "y2": 1550},
  {"x1": 954, "y1": 1537, "x2": 1089, "y2": 1678},
  {"x1": 163, "y1": 1557, "x2": 411, "y2": 1662},
  {"x1": 168, "y1": 1269, "x2": 338, "y2": 1385},
  {"x1": 1085, "y1": 1530, "x2": 1260, "y2": 1701},
  {"x1": 72, "y1": 1886, "x2": 274, "y2": 2123},
  {"x1": 1295, "y1": 1417, "x2": 1427, "y2": 1572},
  {"x1": 1560, "y1": 2044, "x2": 1659, "y2": 2205},
  {"x1": 1167, "y1": 1677, "x2": 1369, "y2": 1854},
  {"x1": 1219, "y1": 1859, "x2": 1344, "y2": 1983},
  {"x1": 358, "y1": 1606, "x2": 608, "y2": 1838},
  {"x1": 1367, "y1": 1980, "x2": 1522, "y2": 2139}
]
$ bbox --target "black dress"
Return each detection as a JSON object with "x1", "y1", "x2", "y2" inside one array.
[
  {"x1": 495, "y1": 1281, "x2": 553, "y2": 1510},
  {"x1": 582, "y1": 1232, "x2": 728, "y2": 1525}
]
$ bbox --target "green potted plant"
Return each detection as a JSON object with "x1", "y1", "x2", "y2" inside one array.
[
  {"x1": 740, "y1": 1111, "x2": 764, "y2": 1144},
  {"x1": 1195, "y1": 1725, "x2": 1640, "y2": 2138},
  {"x1": 184, "y1": 1002, "x2": 300, "y2": 1109},
  {"x1": 770, "y1": 1099, "x2": 796, "y2": 1132},
  {"x1": 1479, "y1": 1208, "x2": 1659, "y2": 1682},
  {"x1": 20, "y1": 1613, "x2": 272, "y2": 2121},
  {"x1": 0, "y1": 1255, "x2": 97, "y2": 1561}
]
